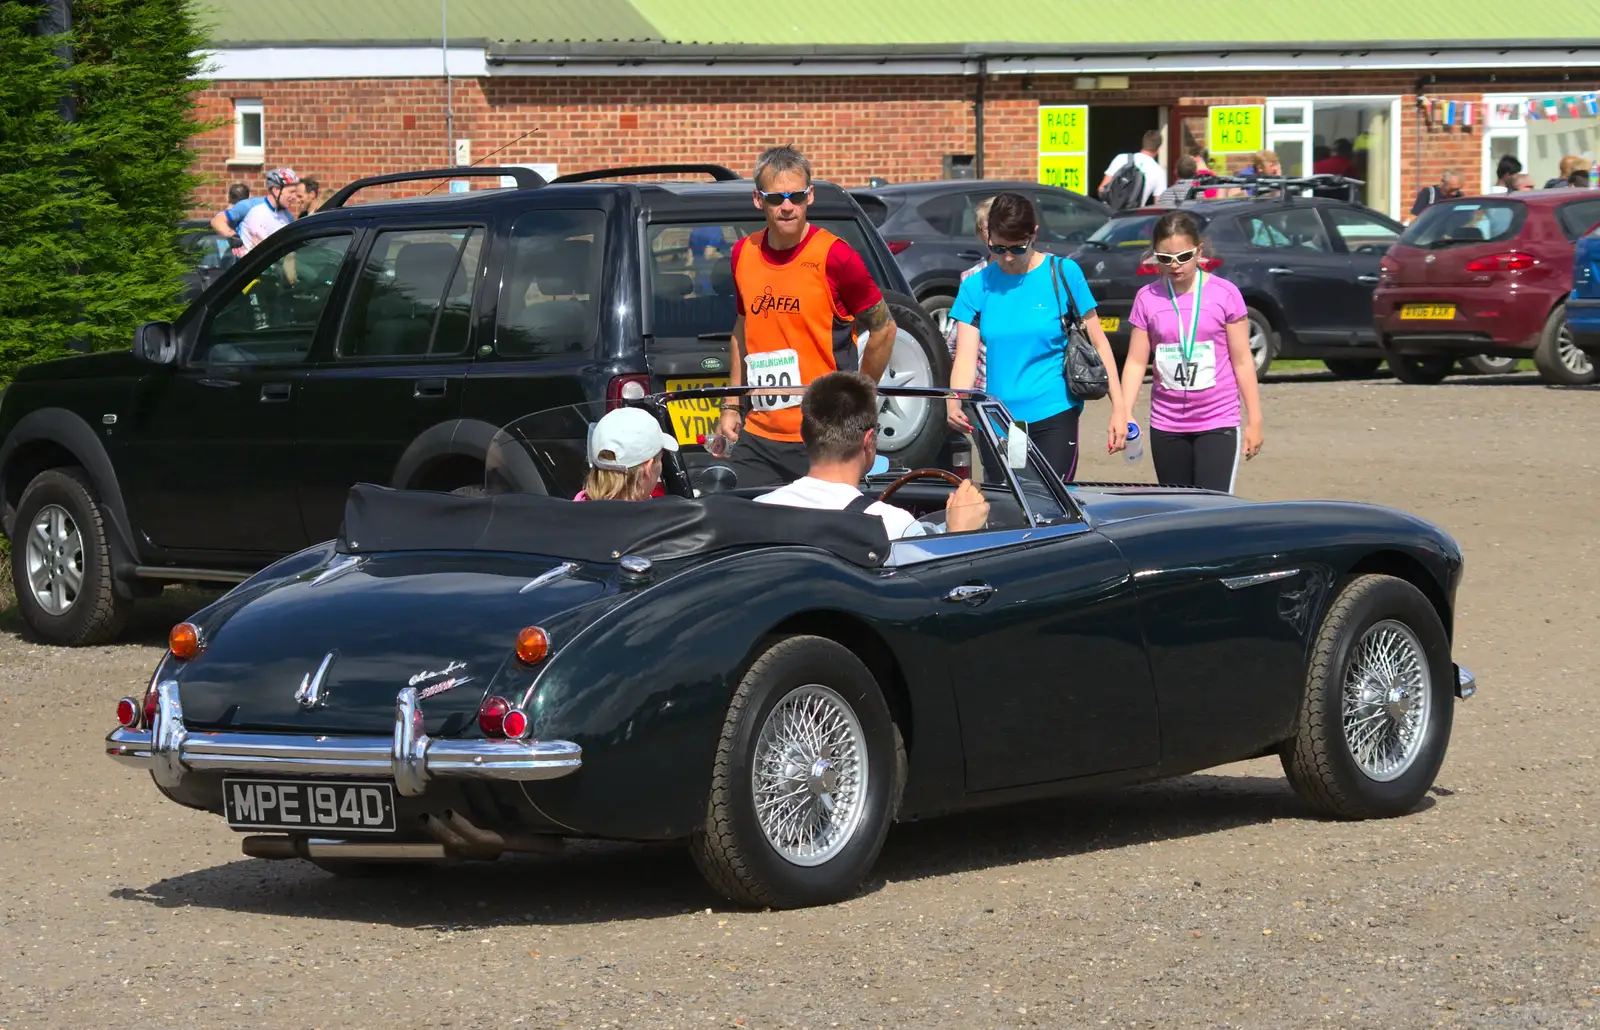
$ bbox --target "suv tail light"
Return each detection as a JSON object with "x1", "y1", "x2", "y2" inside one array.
[
  {"x1": 606, "y1": 374, "x2": 650, "y2": 410},
  {"x1": 1464, "y1": 252, "x2": 1537, "y2": 272},
  {"x1": 1137, "y1": 255, "x2": 1224, "y2": 275},
  {"x1": 886, "y1": 240, "x2": 912, "y2": 255}
]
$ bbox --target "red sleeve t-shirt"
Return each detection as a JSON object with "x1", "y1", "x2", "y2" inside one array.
[{"x1": 730, "y1": 226, "x2": 883, "y2": 318}]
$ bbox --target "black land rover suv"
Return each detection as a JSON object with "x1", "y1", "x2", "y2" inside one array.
[{"x1": 0, "y1": 164, "x2": 948, "y2": 645}]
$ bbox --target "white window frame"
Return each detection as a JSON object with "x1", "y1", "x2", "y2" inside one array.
[
  {"x1": 232, "y1": 98, "x2": 264, "y2": 165},
  {"x1": 1483, "y1": 94, "x2": 1529, "y2": 193},
  {"x1": 1264, "y1": 95, "x2": 1403, "y2": 218}
]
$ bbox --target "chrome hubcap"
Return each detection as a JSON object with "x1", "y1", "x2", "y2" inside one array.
[
  {"x1": 864, "y1": 325, "x2": 936, "y2": 455},
  {"x1": 1249, "y1": 317, "x2": 1270, "y2": 370},
  {"x1": 751, "y1": 684, "x2": 868, "y2": 866},
  {"x1": 24, "y1": 503, "x2": 85, "y2": 616},
  {"x1": 1342, "y1": 620, "x2": 1432, "y2": 782},
  {"x1": 1557, "y1": 323, "x2": 1593, "y2": 376},
  {"x1": 929, "y1": 304, "x2": 953, "y2": 339}
]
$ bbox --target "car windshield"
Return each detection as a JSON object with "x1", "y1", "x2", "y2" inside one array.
[
  {"x1": 484, "y1": 389, "x2": 1080, "y2": 534},
  {"x1": 1400, "y1": 199, "x2": 1526, "y2": 248}
]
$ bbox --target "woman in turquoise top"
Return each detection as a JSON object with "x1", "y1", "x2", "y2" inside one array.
[{"x1": 946, "y1": 192, "x2": 1127, "y2": 481}]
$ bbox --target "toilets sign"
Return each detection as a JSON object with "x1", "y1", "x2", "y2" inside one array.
[
  {"x1": 1038, "y1": 105, "x2": 1089, "y2": 192},
  {"x1": 1209, "y1": 105, "x2": 1263, "y2": 153}
]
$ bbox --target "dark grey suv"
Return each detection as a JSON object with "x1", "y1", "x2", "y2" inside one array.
[{"x1": 852, "y1": 181, "x2": 1109, "y2": 336}]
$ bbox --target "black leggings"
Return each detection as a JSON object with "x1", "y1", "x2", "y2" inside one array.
[
  {"x1": 1020, "y1": 407, "x2": 1081, "y2": 483},
  {"x1": 1151, "y1": 426, "x2": 1239, "y2": 492}
]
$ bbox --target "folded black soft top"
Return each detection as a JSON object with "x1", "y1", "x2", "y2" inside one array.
[{"x1": 338, "y1": 484, "x2": 891, "y2": 568}]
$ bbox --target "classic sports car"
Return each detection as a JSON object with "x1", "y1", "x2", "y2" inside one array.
[{"x1": 106, "y1": 388, "x2": 1476, "y2": 908}]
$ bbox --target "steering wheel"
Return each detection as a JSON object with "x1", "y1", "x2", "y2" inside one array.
[{"x1": 877, "y1": 468, "x2": 962, "y2": 506}]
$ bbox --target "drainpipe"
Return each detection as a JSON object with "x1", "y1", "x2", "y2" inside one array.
[
  {"x1": 443, "y1": 0, "x2": 454, "y2": 165},
  {"x1": 974, "y1": 57, "x2": 987, "y2": 179}
]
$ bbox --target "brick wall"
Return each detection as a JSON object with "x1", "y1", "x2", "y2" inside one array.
[{"x1": 192, "y1": 68, "x2": 1600, "y2": 217}]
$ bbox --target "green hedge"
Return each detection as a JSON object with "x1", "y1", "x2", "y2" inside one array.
[{"x1": 0, "y1": 0, "x2": 211, "y2": 385}]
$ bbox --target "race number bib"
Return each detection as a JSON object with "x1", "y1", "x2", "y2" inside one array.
[
  {"x1": 1154, "y1": 342, "x2": 1216, "y2": 392},
  {"x1": 745, "y1": 348, "x2": 802, "y2": 412}
]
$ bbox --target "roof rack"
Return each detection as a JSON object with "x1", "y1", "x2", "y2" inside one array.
[
  {"x1": 1183, "y1": 172, "x2": 1365, "y2": 203},
  {"x1": 550, "y1": 164, "x2": 742, "y2": 184},
  {"x1": 320, "y1": 167, "x2": 545, "y2": 211}
]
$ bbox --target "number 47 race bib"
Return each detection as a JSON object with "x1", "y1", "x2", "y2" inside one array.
[
  {"x1": 746, "y1": 348, "x2": 802, "y2": 411},
  {"x1": 1154, "y1": 342, "x2": 1216, "y2": 392}
]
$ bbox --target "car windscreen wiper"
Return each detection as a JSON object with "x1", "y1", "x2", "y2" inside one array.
[{"x1": 1080, "y1": 239, "x2": 1112, "y2": 250}]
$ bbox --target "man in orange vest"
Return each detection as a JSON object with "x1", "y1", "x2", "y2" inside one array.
[{"x1": 717, "y1": 145, "x2": 897, "y2": 487}]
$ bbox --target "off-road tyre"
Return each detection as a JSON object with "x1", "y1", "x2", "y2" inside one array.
[
  {"x1": 691, "y1": 634, "x2": 903, "y2": 909},
  {"x1": 10, "y1": 467, "x2": 131, "y2": 646},
  {"x1": 1323, "y1": 358, "x2": 1383, "y2": 379},
  {"x1": 1281, "y1": 574, "x2": 1454, "y2": 820},
  {"x1": 1390, "y1": 355, "x2": 1453, "y2": 385},
  {"x1": 1532, "y1": 304, "x2": 1598, "y2": 386}
]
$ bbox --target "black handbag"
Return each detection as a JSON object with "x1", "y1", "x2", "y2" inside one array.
[{"x1": 1051, "y1": 256, "x2": 1109, "y2": 401}]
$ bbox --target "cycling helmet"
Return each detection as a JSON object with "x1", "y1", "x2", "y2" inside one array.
[{"x1": 264, "y1": 167, "x2": 301, "y2": 189}]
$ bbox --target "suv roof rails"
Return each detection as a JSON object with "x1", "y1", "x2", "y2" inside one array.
[
  {"x1": 551, "y1": 164, "x2": 742, "y2": 185},
  {"x1": 1183, "y1": 173, "x2": 1365, "y2": 203},
  {"x1": 320, "y1": 167, "x2": 546, "y2": 211}
]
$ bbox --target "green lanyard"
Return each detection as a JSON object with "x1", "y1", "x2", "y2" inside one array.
[{"x1": 1164, "y1": 270, "x2": 1206, "y2": 364}]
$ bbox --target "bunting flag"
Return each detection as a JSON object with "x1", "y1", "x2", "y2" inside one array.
[
  {"x1": 1543, "y1": 98, "x2": 1560, "y2": 120},
  {"x1": 1565, "y1": 96, "x2": 1582, "y2": 118},
  {"x1": 1462, "y1": 102, "x2": 1475, "y2": 127},
  {"x1": 1585, "y1": 93, "x2": 1600, "y2": 117},
  {"x1": 1528, "y1": 99, "x2": 1544, "y2": 120}
]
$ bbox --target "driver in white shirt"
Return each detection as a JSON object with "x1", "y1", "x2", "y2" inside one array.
[{"x1": 755, "y1": 372, "x2": 989, "y2": 538}]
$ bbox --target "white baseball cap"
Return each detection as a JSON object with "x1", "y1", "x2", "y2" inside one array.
[{"x1": 587, "y1": 407, "x2": 679, "y2": 471}]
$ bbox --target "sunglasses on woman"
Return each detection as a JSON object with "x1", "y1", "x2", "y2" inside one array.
[
  {"x1": 987, "y1": 238, "x2": 1033, "y2": 255},
  {"x1": 757, "y1": 187, "x2": 812, "y2": 206},
  {"x1": 1152, "y1": 248, "x2": 1199, "y2": 266}
]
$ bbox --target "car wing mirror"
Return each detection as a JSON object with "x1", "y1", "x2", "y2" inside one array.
[
  {"x1": 869, "y1": 455, "x2": 890, "y2": 477},
  {"x1": 132, "y1": 321, "x2": 177, "y2": 366}
]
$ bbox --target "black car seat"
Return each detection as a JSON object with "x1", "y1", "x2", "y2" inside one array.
[
  {"x1": 504, "y1": 239, "x2": 593, "y2": 354},
  {"x1": 355, "y1": 241, "x2": 461, "y2": 356}
]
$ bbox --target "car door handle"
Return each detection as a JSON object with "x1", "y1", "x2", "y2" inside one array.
[
  {"x1": 1268, "y1": 266, "x2": 1295, "y2": 276},
  {"x1": 259, "y1": 382, "x2": 292, "y2": 403},
  {"x1": 413, "y1": 378, "x2": 448, "y2": 399},
  {"x1": 1357, "y1": 274, "x2": 1380, "y2": 284},
  {"x1": 943, "y1": 583, "x2": 997, "y2": 605}
]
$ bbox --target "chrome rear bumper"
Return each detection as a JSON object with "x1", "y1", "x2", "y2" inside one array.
[
  {"x1": 1456, "y1": 664, "x2": 1477, "y2": 700},
  {"x1": 106, "y1": 682, "x2": 581, "y2": 796}
]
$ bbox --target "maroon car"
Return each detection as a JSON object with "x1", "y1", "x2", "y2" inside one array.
[{"x1": 1374, "y1": 190, "x2": 1600, "y2": 385}]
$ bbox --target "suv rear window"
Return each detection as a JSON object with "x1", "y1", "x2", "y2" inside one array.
[
  {"x1": 1401, "y1": 200, "x2": 1526, "y2": 248},
  {"x1": 647, "y1": 219, "x2": 882, "y2": 340},
  {"x1": 1086, "y1": 212, "x2": 1207, "y2": 248}
]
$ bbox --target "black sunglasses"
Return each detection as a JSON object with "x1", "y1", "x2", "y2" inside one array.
[
  {"x1": 1153, "y1": 248, "x2": 1199, "y2": 265},
  {"x1": 757, "y1": 187, "x2": 812, "y2": 206},
  {"x1": 987, "y1": 238, "x2": 1032, "y2": 255}
]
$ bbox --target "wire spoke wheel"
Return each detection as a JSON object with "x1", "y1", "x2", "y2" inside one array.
[
  {"x1": 751, "y1": 684, "x2": 869, "y2": 867},
  {"x1": 1341, "y1": 620, "x2": 1432, "y2": 782},
  {"x1": 24, "y1": 503, "x2": 85, "y2": 616}
]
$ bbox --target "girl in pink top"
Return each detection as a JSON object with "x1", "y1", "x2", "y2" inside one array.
[{"x1": 1118, "y1": 211, "x2": 1264, "y2": 492}]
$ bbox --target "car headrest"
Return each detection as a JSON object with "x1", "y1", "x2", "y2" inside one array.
[
  {"x1": 654, "y1": 271, "x2": 693, "y2": 300},
  {"x1": 536, "y1": 239, "x2": 593, "y2": 296},
  {"x1": 392, "y1": 242, "x2": 461, "y2": 299}
]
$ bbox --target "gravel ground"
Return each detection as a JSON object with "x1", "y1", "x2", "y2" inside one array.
[{"x1": 1, "y1": 368, "x2": 1596, "y2": 1029}]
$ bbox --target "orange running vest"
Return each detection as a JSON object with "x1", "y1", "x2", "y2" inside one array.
[{"x1": 734, "y1": 228, "x2": 859, "y2": 442}]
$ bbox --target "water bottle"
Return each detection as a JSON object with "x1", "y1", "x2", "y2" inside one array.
[
  {"x1": 698, "y1": 432, "x2": 731, "y2": 459},
  {"x1": 1124, "y1": 422, "x2": 1144, "y2": 463}
]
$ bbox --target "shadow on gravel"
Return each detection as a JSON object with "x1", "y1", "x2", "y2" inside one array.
[
  {"x1": 108, "y1": 771, "x2": 1347, "y2": 926},
  {"x1": 0, "y1": 584, "x2": 224, "y2": 646}
]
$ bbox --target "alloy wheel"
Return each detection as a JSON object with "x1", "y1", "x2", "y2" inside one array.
[
  {"x1": 866, "y1": 325, "x2": 936, "y2": 455},
  {"x1": 1557, "y1": 323, "x2": 1594, "y2": 377},
  {"x1": 1248, "y1": 316, "x2": 1271, "y2": 372},
  {"x1": 1341, "y1": 620, "x2": 1433, "y2": 782},
  {"x1": 750, "y1": 684, "x2": 869, "y2": 867},
  {"x1": 25, "y1": 503, "x2": 85, "y2": 616}
]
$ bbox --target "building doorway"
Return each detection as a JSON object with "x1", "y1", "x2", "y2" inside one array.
[{"x1": 1088, "y1": 105, "x2": 1162, "y2": 199}]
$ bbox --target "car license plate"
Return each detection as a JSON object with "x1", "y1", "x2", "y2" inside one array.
[
  {"x1": 1099, "y1": 316, "x2": 1121, "y2": 333},
  {"x1": 665, "y1": 377, "x2": 729, "y2": 445},
  {"x1": 1401, "y1": 304, "x2": 1456, "y2": 320},
  {"x1": 223, "y1": 778, "x2": 396, "y2": 833}
]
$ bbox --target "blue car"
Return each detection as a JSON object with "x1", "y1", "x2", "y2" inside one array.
[{"x1": 1571, "y1": 227, "x2": 1600, "y2": 363}]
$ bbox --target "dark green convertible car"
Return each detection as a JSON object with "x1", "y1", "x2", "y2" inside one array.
[{"x1": 106, "y1": 387, "x2": 1475, "y2": 908}]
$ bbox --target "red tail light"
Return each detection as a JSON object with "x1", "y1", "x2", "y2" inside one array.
[
  {"x1": 143, "y1": 688, "x2": 159, "y2": 729},
  {"x1": 606, "y1": 374, "x2": 651, "y2": 410},
  {"x1": 477, "y1": 695, "x2": 511, "y2": 737},
  {"x1": 1464, "y1": 252, "x2": 1537, "y2": 272},
  {"x1": 116, "y1": 697, "x2": 140, "y2": 729},
  {"x1": 501, "y1": 708, "x2": 529, "y2": 739},
  {"x1": 886, "y1": 240, "x2": 912, "y2": 255}
]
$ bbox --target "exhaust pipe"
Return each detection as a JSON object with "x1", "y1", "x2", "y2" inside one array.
[
  {"x1": 242, "y1": 811, "x2": 561, "y2": 863},
  {"x1": 241, "y1": 835, "x2": 446, "y2": 861},
  {"x1": 421, "y1": 809, "x2": 565, "y2": 856}
]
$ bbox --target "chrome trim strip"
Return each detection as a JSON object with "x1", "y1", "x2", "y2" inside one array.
[
  {"x1": 309, "y1": 554, "x2": 364, "y2": 587},
  {"x1": 132, "y1": 566, "x2": 251, "y2": 583},
  {"x1": 106, "y1": 682, "x2": 582, "y2": 794},
  {"x1": 886, "y1": 520, "x2": 1090, "y2": 566},
  {"x1": 1220, "y1": 568, "x2": 1302, "y2": 591},
  {"x1": 294, "y1": 651, "x2": 337, "y2": 710},
  {"x1": 520, "y1": 561, "x2": 580, "y2": 593},
  {"x1": 1455, "y1": 664, "x2": 1477, "y2": 700}
]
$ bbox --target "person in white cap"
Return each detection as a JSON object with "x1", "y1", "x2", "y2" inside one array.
[{"x1": 576, "y1": 407, "x2": 679, "y2": 501}]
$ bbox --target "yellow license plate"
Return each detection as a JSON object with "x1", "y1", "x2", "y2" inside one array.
[
  {"x1": 1401, "y1": 304, "x2": 1456, "y2": 320},
  {"x1": 665, "y1": 377, "x2": 729, "y2": 445},
  {"x1": 1099, "y1": 316, "x2": 1121, "y2": 333}
]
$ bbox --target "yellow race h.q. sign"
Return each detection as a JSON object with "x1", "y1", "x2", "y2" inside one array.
[{"x1": 1209, "y1": 105, "x2": 1264, "y2": 153}]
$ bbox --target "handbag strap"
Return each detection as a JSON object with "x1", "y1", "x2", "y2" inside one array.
[{"x1": 1050, "y1": 255, "x2": 1082, "y2": 327}]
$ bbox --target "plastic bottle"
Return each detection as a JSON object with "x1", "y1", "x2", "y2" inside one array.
[
  {"x1": 698, "y1": 432, "x2": 731, "y2": 458},
  {"x1": 1124, "y1": 422, "x2": 1144, "y2": 463}
]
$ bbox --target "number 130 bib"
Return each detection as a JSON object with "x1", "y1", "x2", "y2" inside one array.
[
  {"x1": 1154, "y1": 342, "x2": 1216, "y2": 391},
  {"x1": 745, "y1": 348, "x2": 802, "y2": 412}
]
